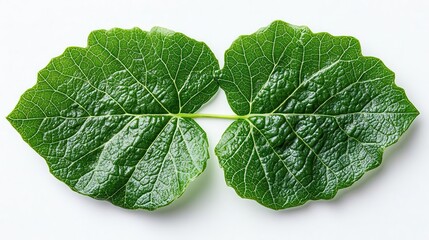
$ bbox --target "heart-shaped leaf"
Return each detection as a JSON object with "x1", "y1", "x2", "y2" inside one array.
[
  {"x1": 216, "y1": 21, "x2": 418, "y2": 209},
  {"x1": 8, "y1": 27, "x2": 219, "y2": 210}
]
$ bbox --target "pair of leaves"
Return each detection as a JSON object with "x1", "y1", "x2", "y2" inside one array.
[{"x1": 8, "y1": 21, "x2": 418, "y2": 210}]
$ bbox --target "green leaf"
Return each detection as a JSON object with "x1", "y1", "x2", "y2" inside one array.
[
  {"x1": 216, "y1": 20, "x2": 419, "y2": 209},
  {"x1": 7, "y1": 27, "x2": 219, "y2": 210}
]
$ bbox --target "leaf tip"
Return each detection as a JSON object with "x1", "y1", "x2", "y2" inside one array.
[
  {"x1": 5, "y1": 113, "x2": 12, "y2": 123},
  {"x1": 6, "y1": 106, "x2": 19, "y2": 126}
]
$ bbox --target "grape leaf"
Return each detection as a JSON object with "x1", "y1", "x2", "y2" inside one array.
[
  {"x1": 7, "y1": 27, "x2": 219, "y2": 210},
  {"x1": 215, "y1": 20, "x2": 419, "y2": 209}
]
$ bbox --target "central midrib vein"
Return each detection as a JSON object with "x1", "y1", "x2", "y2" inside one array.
[
  {"x1": 11, "y1": 112, "x2": 419, "y2": 121},
  {"x1": 171, "y1": 112, "x2": 418, "y2": 119}
]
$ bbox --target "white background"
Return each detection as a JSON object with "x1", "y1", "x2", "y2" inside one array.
[{"x1": 0, "y1": 0, "x2": 428, "y2": 239}]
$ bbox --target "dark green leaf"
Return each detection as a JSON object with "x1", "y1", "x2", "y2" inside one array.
[
  {"x1": 8, "y1": 27, "x2": 219, "y2": 210},
  {"x1": 216, "y1": 20, "x2": 418, "y2": 209}
]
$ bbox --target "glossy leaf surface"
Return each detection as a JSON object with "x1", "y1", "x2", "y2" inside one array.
[
  {"x1": 216, "y1": 21, "x2": 418, "y2": 209},
  {"x1": 8, "y1": 27, "x2": 219, "y2": 210}
]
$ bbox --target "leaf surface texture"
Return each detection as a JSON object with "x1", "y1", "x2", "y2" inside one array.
[
  {"x1": 216, "y1": 21, "x2": 418, "y2": 209},
  {"x1": 8, "y1": 27, "x2": 219, "y2": 210}
]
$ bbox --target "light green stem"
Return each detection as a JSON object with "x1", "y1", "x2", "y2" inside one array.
[
  {"x1": 121, "y1": 112, "x2": 352, "y2": 120},
  {"x1": 174, "y1": 113, "x2": 247, "y2": 120}
]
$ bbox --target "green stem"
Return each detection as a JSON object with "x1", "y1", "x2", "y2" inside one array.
[{"x1": 175, "y1": 113, "x2": 247, "y2": 120}]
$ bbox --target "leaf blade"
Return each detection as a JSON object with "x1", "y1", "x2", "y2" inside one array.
[
  {"x1": 8, "y1": 27, "x2": 219, "y2": 210},
  {"x1": 217, "y1": 20, "x2": 418, "y2": 209}
]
